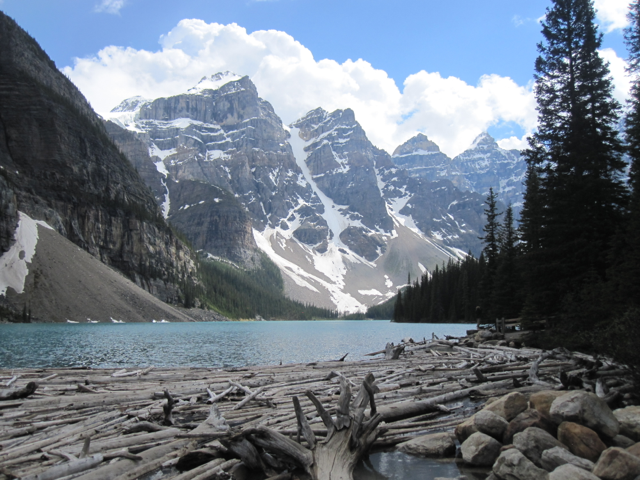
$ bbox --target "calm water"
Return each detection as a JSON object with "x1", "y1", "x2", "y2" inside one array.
[{"x1": 0, "y1": 320, "x2": 472, "y2": 369}]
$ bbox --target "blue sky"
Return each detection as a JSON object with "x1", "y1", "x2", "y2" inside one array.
[{"x1": 0, "y1": 0, "x2": 632, "y2": 156}]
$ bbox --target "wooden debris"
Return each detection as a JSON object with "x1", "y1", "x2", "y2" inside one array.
[{"x1": 0, "y1": 329, "x2": 636, "y2": 479}]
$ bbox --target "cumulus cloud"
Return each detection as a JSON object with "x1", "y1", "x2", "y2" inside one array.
[
  {"x1": 594, "y1": 0, "x2": 630, "y2": 33},
  {"x1": 64, "y1": 19, "x2": 540, "y2": 157},
  {"x1": 95, "y1": 0, "x2": 126, "y2": 14},
  {"x1": 600, "y1": 48, "x2": 632, "y2": 106}
]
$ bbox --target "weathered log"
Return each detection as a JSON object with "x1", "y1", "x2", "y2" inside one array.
[
  {"x1": 0, "y1": 382, "x2": 38, "y2": 401},
  {"x1": 163, "y1": 389, "x2": 175, "y2": 425},
  {"x1": 237, "y1": 373, "x2": 383, "y2": 480},
  {"x1": 384, "y1": 343, "x2": 405, "y2": 360},
  {"x1": 21, "y1": 454, "x2": 105, "y2": 480}
]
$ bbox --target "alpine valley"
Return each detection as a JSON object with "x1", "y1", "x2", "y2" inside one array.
[
  {"x1": 0, "y1": 12, "x2": 525, "y2": 319},
  {"x1": 104, "y1": 72, "x2": 524, "y2": 312}
]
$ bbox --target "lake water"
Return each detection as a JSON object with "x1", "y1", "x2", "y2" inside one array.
[{"x1": 0, "y1": 320, "x2": 473, "y2": 369}]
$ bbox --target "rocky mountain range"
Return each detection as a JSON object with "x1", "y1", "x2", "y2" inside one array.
[
  {"x1": 105, "y1": 73, "x2": 511, "y2": 312},
  {"x1": 392, "y1": 132, "x2": 526, "y2": 211}
]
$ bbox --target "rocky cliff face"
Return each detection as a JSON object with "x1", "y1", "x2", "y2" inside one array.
[
  {"x1": 393, "y1": 132, "x2": 526, "y2": 211},
  {"x1": 0, "y1": 11, "x2": 197, "y2": 307},
  {"x1": 452, "y1": 133, "x2": 525, "y2": 208}
]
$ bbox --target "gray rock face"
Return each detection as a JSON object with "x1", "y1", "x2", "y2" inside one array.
[
  {"x1": 392, "y1": 132, "x2": 526, "y2": 213},
  {"x1": 165, "y1": 179, "x2": 260, "y2": 266},
  {"x1": 0, "y1": 12, "x2": 197, "y2": 312},
  {"x1": 541, "y1": 446, "x2": 595, "y2": 472},
  {"x1": 391, "y1": 133, "x2": 457, "y2": 184},
  {"x1": 0, "y1": 175, "x2": 18, "y2": 255},
  {"x1": 550, "y1": 391, "x2": 620, "y2": 439},
  {"x1": 513, "y1": 427, "x2": 567, "y2": 468},
  {"x1": 493, "y1": 448, "x2": 550, "y2": 480},
  {"x1": 292, "y1": 108, "x2": 393, "y2": 234},
  {"x1": 461, "y1": 432, "x2": 502, "y2": 466},
  {"x1": 397, "y1": 432, "x2": 456, "y2": 458}
]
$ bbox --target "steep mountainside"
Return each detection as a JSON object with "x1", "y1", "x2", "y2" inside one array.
[
  {"x1": 108, "y1": 76, "x2": 489, "y2": 311},
  {"x1": 0, "y1": 12, "x2": 197, "y2": 313},
  {"x1": 393, "y1": 132, "x2": 526, "y2": 210}
]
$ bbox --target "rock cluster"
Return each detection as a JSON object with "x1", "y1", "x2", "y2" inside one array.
[{"x1": 400, "y1": 388, "x2": 640, "y2": 480}]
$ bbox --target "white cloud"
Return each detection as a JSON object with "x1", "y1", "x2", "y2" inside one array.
[
  {"x1": 95, "y1": 0, "x2": 125, "y2": 14},
  {"x1": 600, "y1": 48, "x2": 632, "y2": 106},
  {"x1": 64, "y1": 19, "x2": 540, "y2": 157},
  {"x1": 594, "y1": 0, "x2": 630, "y2": 33}
]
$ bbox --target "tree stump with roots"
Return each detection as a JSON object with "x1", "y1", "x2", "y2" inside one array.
[{"x1": 224, "y1": 373, "x2": 384, "y2": 480}]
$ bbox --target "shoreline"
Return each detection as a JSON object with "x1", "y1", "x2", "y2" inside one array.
[
  {"x1": 0, "y1": 338, "x2": 636, "y2": 479},
  {"x1": 0, "y1": 331, "x2": 599, "y2": 479}
]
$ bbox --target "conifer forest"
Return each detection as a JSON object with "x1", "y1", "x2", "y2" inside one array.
[{"x1": 393, "y1": 0, "x2": 640, "y2": 372}]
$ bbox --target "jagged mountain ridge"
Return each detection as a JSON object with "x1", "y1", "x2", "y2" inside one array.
[
  {"x1": 107, "y1": 73, "x2": 490, "y2": 311},
  {"x1": 392, "y1": 132, "x2": 526, "y2": 210}
]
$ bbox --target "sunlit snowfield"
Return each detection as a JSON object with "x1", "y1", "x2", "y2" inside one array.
[{"x1": 0, "y1": 320, "x2": 473, "y2": 369}]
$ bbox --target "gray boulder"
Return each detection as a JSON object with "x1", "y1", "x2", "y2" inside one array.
[
  {"x1": 550, "y1": 391, "x2": 620, "y2": 439},
  {"x1": 513, "y1": 426, "x2": 567, "y2": 468},
  {"x1": 475, "y1": 409, "x2": 509, "y2": 441},
  {"x1": 493, "y1": 448, "x2": 550, "y2": 480},
  {"x1": 484, "y1": 392, "x2": 529, "y2": 422},
  {"x1": 549, "y1": 464, "x2": 600, "y2": 480},
  {"x1": 461, "y1": 432, "x2": 502, "y2": 466},
  {"x1": 397, "y1": 432, "x2": 456, "y2": 458},
  {"x1": 615, "y1": 406, "x2": 640, "y2": 442},
  {"x1": 611, "y1": 434, "x2": 636, "y2": 449},
  {"x1": 541, "y1": 446, "x2": 595, "y2": 472},
  {"x1": 593, "y1": 446, "x2": 640, "y2": 480}
]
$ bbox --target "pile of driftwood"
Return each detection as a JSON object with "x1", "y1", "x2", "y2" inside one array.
[{"x1": 0, "y1": 331, "x2": 636, "y2": 480}]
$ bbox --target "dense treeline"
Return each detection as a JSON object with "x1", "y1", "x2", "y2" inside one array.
[
  {"x1": 393, "y1": 190, "x2": 520, "y2": 324},
  {"x1": 393, "y1": 256, "x2": 485, "y2": 323},
  {"x1": 184, "y1": 253, "x2": 339, "y2": 320},
  {"x1": 392, "y1": 0, "x2": 640, "y2": 374}
]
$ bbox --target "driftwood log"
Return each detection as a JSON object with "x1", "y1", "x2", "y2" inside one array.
[{"x1": 226, "y1": 373, "x2": 382, "y2": 479}]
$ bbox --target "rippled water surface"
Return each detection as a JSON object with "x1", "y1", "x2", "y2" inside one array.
[{"x1": 0, "y1": 320, "x2": 472, "y2": 368}]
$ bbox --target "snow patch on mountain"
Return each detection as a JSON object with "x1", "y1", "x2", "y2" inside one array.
[
  {"x1": 188, "y1": 72, "x2": 243, "y2": 94},
  {"x1": 0, "y1": 212, "x2": 53, "y2": 296}
]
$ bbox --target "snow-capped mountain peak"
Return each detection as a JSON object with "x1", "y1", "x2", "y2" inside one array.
[
  {"x1": 469, "y1": 132, "x2": 498, "y2": 150},
  {"x1": 187, "y1": 72, "x2": 244, "y2": 94},
  {"x1": 106, "y1": 72, "x2": 489, "y2": 312}
]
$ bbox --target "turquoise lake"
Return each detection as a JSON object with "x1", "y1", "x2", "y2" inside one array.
[{"x1": 0, "y1": 320, "x2": 472, "y2": 369}]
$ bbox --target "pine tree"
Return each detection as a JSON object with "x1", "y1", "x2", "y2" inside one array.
[
  {"x1": 493, "y1": 205, "x2": 523, "y2": 319},
  {"x1": 392, "y1": 290, "x2": 405, "y2": 322},
  {"x1": 615, "y1": 0, "x2": 640, "y2": 309},
  {"x1": 478, "y1": 187, "x2": 501, "y2": 322},
  {"x1": 521, "y1": 0, "x2": 627, "y2": 323}
]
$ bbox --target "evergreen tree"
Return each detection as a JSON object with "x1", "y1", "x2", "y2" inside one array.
[
  {"x1": 392, "y1": 290, "x2": 405, "y2": 322},
  {"x1": 478, "y1": 187, "x2": 501, "y2": 322},
  {"x1": 493, "y1": 205, "x2": 523, "y2": 319},
  {"x1": 521, "y1": 0, "x2": 627, "y2": 323},
  {"x1": 615, "y1": 0, "x2": 640, "y2": 309}
]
